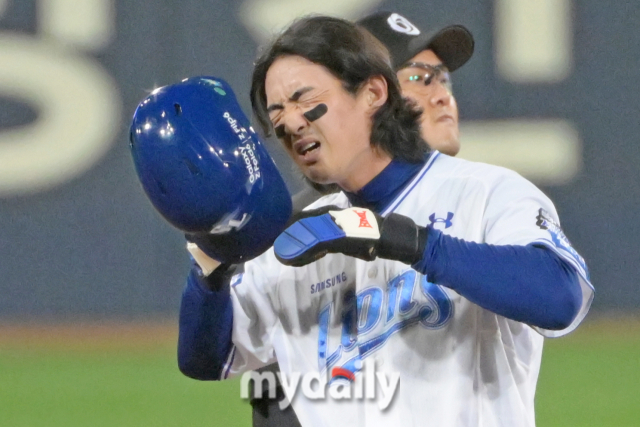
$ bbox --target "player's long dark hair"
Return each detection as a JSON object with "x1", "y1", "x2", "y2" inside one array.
[{"x1": 250, "y1": 15, "x2": 427, "y2": 167}]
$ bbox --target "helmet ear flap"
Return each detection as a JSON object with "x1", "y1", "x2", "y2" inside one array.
[{"x1": 130, "y1": 76, "x2": 292, "y2": 263}]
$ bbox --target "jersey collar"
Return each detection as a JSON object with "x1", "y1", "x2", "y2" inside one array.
[{"x1": 344, "y1": 152, "x2": 431, "y2": 213}]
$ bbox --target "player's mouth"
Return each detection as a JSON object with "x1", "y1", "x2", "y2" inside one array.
[
  {"x1": 293, "y1": 138, "x2": 321, "y2": 160},
  {"x1": 436, "y1": 114, "x2": 455, "y2": 123}
]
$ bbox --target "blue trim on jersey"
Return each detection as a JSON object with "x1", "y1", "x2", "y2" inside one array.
[
  {"x1": 413, "y1": 228, "x2": 583, "y2": 330},
  {"x1": 344, "y1": 152, "x2": 433, "y2": 213},
  {"x1": 528, "y1": 239, "x2": 595, "y2": 336},
  {"x1": 530, "y1": 238, "x2": 591, "y2": 282},
  {"x1": 177, "y1": 265, "x2": 234, "y2": 380},
  {"x1": 338, "y1": 151, "x2": 582, "y2": 329},
  {"x1": 222, "y1": 345, "x2": 237, "y2": 379},
  {"x1": 381, "y1": 152, "x2": 440, "y2": 216}
]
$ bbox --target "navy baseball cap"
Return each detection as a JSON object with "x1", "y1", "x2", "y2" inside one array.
[{"x1": 357, "y1": 11, "x2": 474, "y2": 71}]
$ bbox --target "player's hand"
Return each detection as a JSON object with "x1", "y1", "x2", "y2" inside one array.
[
  {"x1": 186, "y1": 241, "x2": 222, "y2": 276},
  {"x1": 273, "y1": 207, "x2": 428, "y2": 267}
]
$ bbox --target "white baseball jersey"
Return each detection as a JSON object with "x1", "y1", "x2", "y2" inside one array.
[{"x1": 222, "y1": 153, "x2": 593, "y2": 427}]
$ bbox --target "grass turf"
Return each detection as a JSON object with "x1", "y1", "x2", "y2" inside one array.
[
  {"x1": 0, "y1": 317, "x2": 638, "y2": 426},
  {"x1": 0, "y1": 321, "x2": 251, "y2": 427},
  {"x1": 536, "y1": 317, "x2": 640, "y2": 427}
]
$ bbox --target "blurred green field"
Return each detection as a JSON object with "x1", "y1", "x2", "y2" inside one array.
[
  {"x1": 0, "y1": 317, "x2": 638, "y2": 427},
  {"x1": 536, "y1": 317, "x2": 640, "y2": 427}
]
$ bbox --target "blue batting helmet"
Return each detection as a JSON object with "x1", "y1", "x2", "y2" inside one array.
[{"x1": 129, "y1": 76, "x2": 292, "y2": 263}]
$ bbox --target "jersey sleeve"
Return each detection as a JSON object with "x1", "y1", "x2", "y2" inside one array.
[
  {"x1": 482, "y1": 170, "x2": 594, "y2": 338},
  {"x1": 219, "y1": 250, "x2": 282, "y2": 379}
]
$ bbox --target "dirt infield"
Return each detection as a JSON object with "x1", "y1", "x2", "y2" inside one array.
[
  {"x1": 0, "y1": 318, "x2": 179, "y2": 351},
  {"x1": 0, "y1": 313, "x2": 638, "y2": 350}
]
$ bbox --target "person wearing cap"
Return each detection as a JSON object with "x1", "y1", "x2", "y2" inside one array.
[{"x1": 357, "y1": 11, "x2": 474, "y2": 157}]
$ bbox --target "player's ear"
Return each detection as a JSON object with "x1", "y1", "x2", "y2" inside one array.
[{"x1": 361, "y1": 75, "x2": 388, "y2": 112}]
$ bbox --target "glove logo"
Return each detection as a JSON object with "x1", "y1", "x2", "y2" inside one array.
[
  {"x1": 354, "y1": 210, "x2": 373, "y2": 228},
  {"x1": 428, "y1": 212, "x2": 454, "y2": 229}
]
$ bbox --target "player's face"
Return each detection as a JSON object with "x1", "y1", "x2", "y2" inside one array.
[
  {"x1": 396, "y1": 50, "x2": 460, "y2": 156},
  {"x1": 265, "y1": 55, "x2": 391, "y2": 192}
]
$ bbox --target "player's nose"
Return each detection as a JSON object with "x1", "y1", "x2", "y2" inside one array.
[
  {"x1": 282, "y1": 108, "x2": 309, "y2": 139},
  {"x1": 430, "y1": 82, "x2": 453, "y2": 107}
]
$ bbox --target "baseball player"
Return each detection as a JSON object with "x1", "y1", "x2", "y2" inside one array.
[
  {"x1": 291, "y1": 10, "x2": 473, "y2": 217},
  {"x1": 249, "y1": 13, "x2": 476, "y2": 425},
  {"x1": 178, "y1": 15, "x2": 593, "y2": 427}
]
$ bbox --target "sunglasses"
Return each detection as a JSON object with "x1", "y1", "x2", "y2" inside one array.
[{"x1": 397, "y1": 62, "x2": 452, "y2": 93}]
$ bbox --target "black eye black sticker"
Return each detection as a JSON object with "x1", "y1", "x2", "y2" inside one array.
[
  {"x1": 303, "y1": 103, "x2": 328, "y2": 122},
  {"x1": 274, "y1": 124, "x2": 285, "y2": 138},
  {"x1": 273, "y1": 103, "x2": 327, "y2": 138}
]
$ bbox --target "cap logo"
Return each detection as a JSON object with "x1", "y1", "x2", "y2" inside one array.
[{"x1": 387, "y1": 13, "x2": 420, "y2": 35}]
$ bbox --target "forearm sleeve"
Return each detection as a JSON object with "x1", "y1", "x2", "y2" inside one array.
[
  {"x1": 412, "y1": 228, "x2": 582, "y2": 330},
  {"x1": 177, "y1": 264, "x2": 234, "y2": 380}
]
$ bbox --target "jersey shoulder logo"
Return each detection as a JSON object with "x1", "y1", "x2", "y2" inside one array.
[
  {"x1": 428, "y1": 212, "x2": 454, "y2": 229},
  {"x1": 535, "y1": 208, "x2": 558, "y2": 230}
]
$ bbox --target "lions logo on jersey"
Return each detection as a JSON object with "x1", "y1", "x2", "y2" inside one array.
[{"x1": 317, "y1": 270, "x2": 453, "y2": 374}]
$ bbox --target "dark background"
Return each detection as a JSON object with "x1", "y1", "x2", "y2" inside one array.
[{"x1": 1, "y1": 0, "x2": 637, "y2": 319}]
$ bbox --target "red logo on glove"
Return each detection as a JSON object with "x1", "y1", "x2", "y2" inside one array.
[{"x1": 354, "y1": 210, "x2": 373, "y2": 228}]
